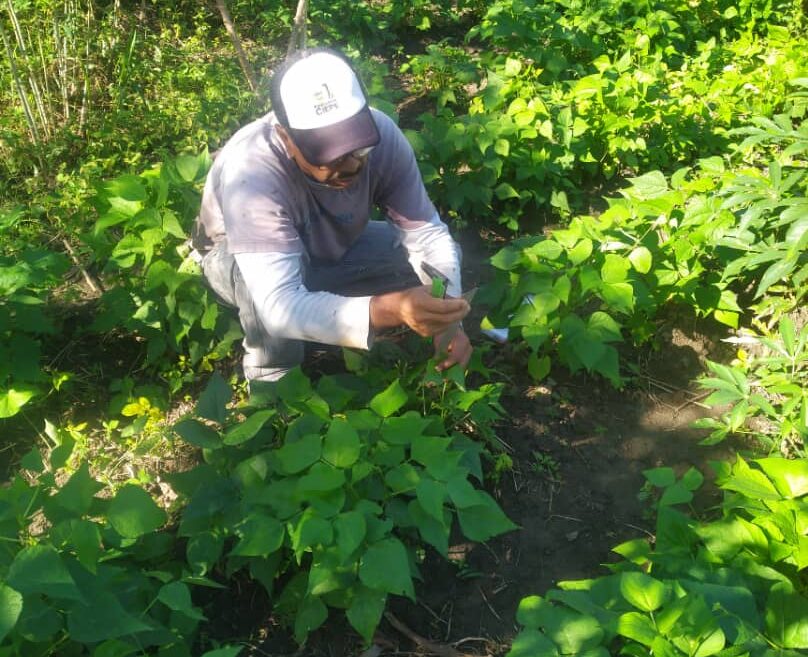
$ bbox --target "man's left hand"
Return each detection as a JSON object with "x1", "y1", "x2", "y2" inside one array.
[{"x1": 434, "y1": 327, "x2": 473, "y2": 372}]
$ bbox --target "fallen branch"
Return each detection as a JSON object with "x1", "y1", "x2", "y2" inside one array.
[{"x1": 384, "y1": 612, "x2": 472, "y2": 657}]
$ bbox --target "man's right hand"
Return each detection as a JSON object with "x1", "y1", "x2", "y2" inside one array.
[{"x1": 370, "y1": 285, "x2": 470, "y2": 337}]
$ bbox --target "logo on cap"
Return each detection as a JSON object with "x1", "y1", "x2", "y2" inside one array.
[{"x1": 313, "y1": 83, "x2": 338, "y2": 116}]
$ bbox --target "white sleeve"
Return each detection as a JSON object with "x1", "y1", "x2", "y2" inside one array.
[
  {"x1": 234, "y1": 251, "x2": 373, "y2": 349},
  {"x1": 394, "y1": 212, "x2": 463, "y2": 298}
]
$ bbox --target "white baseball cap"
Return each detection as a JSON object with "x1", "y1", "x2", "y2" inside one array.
[{"x1": 271, "y1": 49, "x2": 380, "y2": 166}]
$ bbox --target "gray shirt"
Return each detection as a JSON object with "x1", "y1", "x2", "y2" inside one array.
[{"x1": 194, "y1": 108, "x2": 436, "y2": 261}]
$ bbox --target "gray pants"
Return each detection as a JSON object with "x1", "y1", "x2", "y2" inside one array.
[{"x1": 200, "y1": 221, "x2": 421, "y2": 381}]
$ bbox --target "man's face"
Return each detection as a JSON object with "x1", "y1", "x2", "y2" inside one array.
[{"x1": 278, "y1": 127, "x2": 371, "y2": 189}]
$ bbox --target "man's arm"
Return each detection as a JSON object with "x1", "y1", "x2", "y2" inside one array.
[{"x1": 234, "y1": 251, "x2": 469, "y2": 348}]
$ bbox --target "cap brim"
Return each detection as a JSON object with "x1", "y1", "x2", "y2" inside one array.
[{"x1": 288, "y1": 105, "x2": 380, "y2": 166}]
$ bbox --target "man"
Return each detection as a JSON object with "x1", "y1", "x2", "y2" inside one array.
[{"x1": 192, "y1": 47, "x2": 471, "y2": 382}]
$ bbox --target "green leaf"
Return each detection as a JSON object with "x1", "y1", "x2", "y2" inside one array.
[
  {"x1": 416, "y1": 477, "x2": 446, "y2": 522},
  {"x1": 107, "y1": 484, "x2": 166, "y2": 538},
  {"x1": 335, "y1": 511, "x2": 366, "y2": 561},
  {"x1": 601, "y1": 255, "x2": 630, "y2": 283},
  {"x1": 495, "y1": 182, "x2": 521, "y2": 200},
  {"x1": 7, "y1": 545, "x2": 82, "y2": 600},
  {"x1": 51, "y1": 462, "x2": 103, "y2": 516},
  {"x1": 0, "y1": 584, "x2": 23, "y2": 643},
  {"x1": 754, "y1": 458, "x2": 808, "y2": 498},
  {"x1": 617, "y1": 611, "x2": 658, "y2": 646},
  {"x1": 174, "y1": 418, "x2": 222, "y2": 449},
  {"x1": 620, "y1": 572, "x2": 668, "y2": 611},
  {"x1": 200, "y1": 648, "x2": 242, "y2": 657},
  {"x1": 369, "y1": 379, "x2": 408, "y2": 417},
  {"x1": 643, "y1": 467, "x2": 675, "y2": 488},
  {"x1": 628, "y1": 247, "x2": 653, "y2": 274},
  {"x1": 380, "y1": 412, "x2": 431, "y2": 445},
  {"x1": 359, "y1": 538, "x2": 414, "y2": 599},
  {"x1": 517, "y1": 595, "x2": 550, "y2": 629},
  {"x1": 765, "y1": 583, "x2": 808, "y2": 649},
  {"x1": 0, "y1": 387, "x2": 37, "y2": 418},
  {"x1": 495, "y1": 139, "x2": 510, "y2": 157},
  {"x1": 457, "y1": 492, "x2": 517, "y2": 542},
  {"x1": 224, "y1": 409, "x2": 275, "y2": 446},
  {"x1": 197, "y1": 372, "x2": 231, "y2": 424},
  {"x1": 347, "y1": 586, "x2": 387, "y2": 644},
  {"x1": 298, "y1": 462, "x2": 346, "y2": 493},
  {"x1": 659, "y1": 482, "x2": 693, "y2": 506},
  {"x1": 568, "y1": 239, "x2": 593, "y2": 266},
  {"x1": 69, "y1": 519, "x2": 103, "y2": 572},
  {"x1": 323, "y1": 419, "x2": 361, "y2": 468},
  {"x1": 507, "y1": 629, "x2": 559, "y2": 657},
  {"x1": 277, "y1": 434, "x2": 322, "y2": 474},
  {"x1": 175, "y1": 154, "x2": 200, "y2": 182},
  {"x1": 628, "y1": 171, "x2": 668, "y2": 199},
  {"x1": 67, "y1": 593, "x2": 152, "y2": 643},
  {"x1": 294, "y1": 594, "x2": 328, "y2": 644},
  {"x1": 157, "y1": 582, "x2": 205, "y2": 620},
  {"x1": 290, "y1": 509, "x2": 333, "y2": 556},
  {"x1": 231, "y1": 514, "x2": 285, "y2": 557}
]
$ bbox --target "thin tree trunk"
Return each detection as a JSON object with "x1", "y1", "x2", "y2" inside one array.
[
  {"x1": 287, "y1": 0, "x2": 308, "y2": 57},
  {"x1": 6, "y1": 0, "x2": 51, "y2": 138},
  {"x1": 214, "y1": 0, "x2": 257, "y2": 94},
  {"x1": 0, "y1": 19, "x2": 39, "y2": 145}
]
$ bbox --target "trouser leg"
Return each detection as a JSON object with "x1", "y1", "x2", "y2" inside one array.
[{"x1": 201, "y1": 243, "x2": 303, "y2": 382}]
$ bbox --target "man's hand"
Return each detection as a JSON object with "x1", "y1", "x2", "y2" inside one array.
[
  {"x1": 370, "y1": 285, "x2": 470, "y2": 336},
  {"x1": 434, "y1": 327, "x2": 473, "y2": 371}
]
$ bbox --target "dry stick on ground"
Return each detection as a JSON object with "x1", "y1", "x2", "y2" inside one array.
[
  {"x1": 384, "y1": 612, "x2": 473, "y2": 657},
  {"x1": 214, "y1": 0, "x2": 258, "y2": 94}
]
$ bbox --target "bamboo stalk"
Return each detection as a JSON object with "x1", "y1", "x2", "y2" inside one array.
[
  {"x1": 6, "y1": 0, "x2": 51, "y2": 138},
  {"x1": 0, "y1": 18, "x2": 40, "y2": 145},
  {"x1": 214, "y1": 0, "x2": 258, "y2": 94}
]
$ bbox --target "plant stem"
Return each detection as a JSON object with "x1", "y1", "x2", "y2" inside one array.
[{"x1": 214, "y1": 0, "x2": 257, "y2": 94}]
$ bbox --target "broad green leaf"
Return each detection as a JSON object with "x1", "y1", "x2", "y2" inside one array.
[
  {"x1": 0, "y1": 387, "x2": 37, "y2": 418},
  {"x1": 7, "y1": 545, "x2": 82, "y2": 600},
  {"x1": 197, "y1": 372, "x2": 231, "y2": 424},
  {"x1": 323, "y1": 419, "x2": 361, "y2": 468},
  {"x1": 66, "y1": 593, "x2": 152, "y2": 642},
  {"x1": 200, "y1": 648, "x2": 242, "y2": 657},
  {"x1": 157, "y1": 582, "x2": 204, "y2": 620},
  {"x1": 0, "y1": 584, "x2": 22, "y2": 643},
  {"x1": 447, "y1": 475, "x2": 485, "y2": 509},
  {"x1": 628, "y1": 247, "x2": 653, "y2": 274},
  {"x1": 620, "y1": 572, "x2": 668, "y2": 611},
  {"x1": 175, "y1": 154, "x2": 200, "y2": 182},
  {"x1": 108, "y1": 484, "x2": 166, "y2": 538},
  {"x1": 601, "y1": 255, "x2": 630, "y2": 284},
  {"x1": 174, "y1": 418, "x2": 222, "y2": 449},
  {"x1": 385, "y1": 462, "x2": 421, "y2": 493},
  {"x1": 415, "y1": 477, "x2": 446, "y2": 521},
  {"x1": 295, "y1": 595, "x2": 328, "y2": 645},
  {"x1": 224, "y1": 409, "x2": 275, "y2": 446},
  {"x1": 754, "y1": 458, "x2": 808, "y2": 498},
  {"x1": 628, "y1": 171, "x2": 668, "y2": 199},
  {"x1": 187, "y1": 532, "x2": 224, "y2": 576},
  {"x1": 51, "y1": 462, "x2": 103, "y2": 516},
  {"x1": 277, "y1": 434, "x2": 322, "y2": 474},
  {"x1": 719, "y1": 457, "x2": 781, "y2": 501},
  {"x1": 568, "y1": 238, "x2": 593, "y2": 265},
  {"x1": 643, "y1": 467, "x2": 675, "y2": 488},
  {"x1": 507, "y1": 629, "x2": 559, "y2": 657},
  {"x1": 617, "y1": 611, "x2": 658, "y2": 646},
  {"x1": 408, "y1": 499, "x2": 450, "y2": 555},
  {"x1": 369, "y1": 379, "x2": 408, "y2": 417},
  {"x1": 69, "y1": 519, "x2": 103, "y2": 572},
  {"x1": 516, "y1": 595, "x2": 550, "y2": 629},
  {"x1": 290, "y1": 509, "x2": 333, "y2": 556},
  {"x1": 15, "y1": 596, "x2": 63, "y2": 643},
  {"x1": 659, "y1": 483, "x2": 693, "y2": 506},
  {"x1": 347, "y1": 586, "x2": 387, "y2": 644},
  {"x1": 765, "y1": 583, "x2": 808, "y2": 649},
  {"x1": 545, "y1": 609, "x2": 604, "y2": 654},
  {"x1": 457, "y1": 492, "x2": 517, "y2": 542},
  {"x1": 335, "y1": 511, "x2": 366, "y2": 561},
  {"x1": 298, "y1": 462, "x2": 346, "y2": 493},
  {"x1": 411, "y1": 435, "x2": 451, "y2": 470},
  {"x1": 231, "y1": 514, "x2": 285, "y2": 557},
  {"x1": 359, "y1": 538, "x2": 414, "y2": 599},
  {"x1": 380, "y1": 412, "x2": 431, "y2": 445}
]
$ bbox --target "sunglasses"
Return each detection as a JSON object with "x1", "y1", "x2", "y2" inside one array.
[{"x1": 322, "y1": 146, "x2": 375, "y2": 168}]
